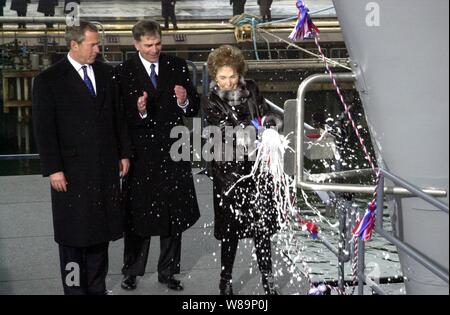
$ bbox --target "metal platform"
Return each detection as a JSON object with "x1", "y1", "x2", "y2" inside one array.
[
  {"x1": 0, "y1": 0, "x2": 342, "y2": 49},
  {"x1": 0, "y1": 0, "x2": 335, "y2": 20}
]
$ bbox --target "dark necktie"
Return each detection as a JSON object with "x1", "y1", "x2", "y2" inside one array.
[
  {"x1": 150, "y1": 63, "x2": 158, "y2": 89},
  {"x1": 82, "y1": 65, "x2": 96, "y2": 97}
]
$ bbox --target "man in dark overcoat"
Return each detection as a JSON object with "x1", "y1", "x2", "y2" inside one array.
[
  {"x1": 0, "y1": 0, "x2": 6, "y2": 28},
  {"x1": 32, "y1": 21, "x2": 131, "y2": 295},
  {"x1": 258, "y1": 0, "x2": 273, "y2": 22},
  {"x1": 161, "y1": 0, "x2": 177, "y2": 29},
  {"x1": 10, "y1": 0, "x2": 30, "y2": 29},
  {"x1": 115, "y1": 19, "x2": 200, "y2": 291},
  {"x1": 0, "y1": 0, "x2": 5, "y2": 15},
  {"x1": 230, "y1": 0, "x2": 246, "y2": 16},
  {"x1": 37, "y1": 0, "x2": 59, "y2": 28}
]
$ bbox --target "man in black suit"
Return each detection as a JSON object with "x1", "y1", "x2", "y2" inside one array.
[
  {"x1": 115, "y1": 19, "x2": 200, "y2": 292},
  {"x1": 161, "y1": 0, "x2": 177, "y2": 30},
  {"x1": 0, "y1": 0, "x2": 6, "y2": 29},
  {"x1": 230, "y1": 0, "x2": 246, "y2": 16},
  {"x1": 37, "y1": 0, "x2": 59, "y2": 28},
  {"x1": 258, "y1": 0, "x2": 273, "y2": 22},
  {"x1": 32, "y1": 21, "x2": 131, "y2": 295},
  {"x1": 10, "y1": 0, "x2": 30, "y2": 29}
]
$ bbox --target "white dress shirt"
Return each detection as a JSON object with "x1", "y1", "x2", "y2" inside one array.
[
  {"x1": 139, "y1": 52, "x2": 160, "y2": 78},
  {"x1": 67, "y1": 54, "x2": 97, "y2": 95},
  {"x1": 138, "y1": 52, "x2": 189, "y2": 119}
]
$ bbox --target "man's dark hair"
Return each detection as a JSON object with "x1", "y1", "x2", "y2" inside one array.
[
  {"x1": 65, "y1": 20, "x2": 99, "y2": 47},
  {"x1": 132, "y1": 20, "x2": 162, "y2": 41}
]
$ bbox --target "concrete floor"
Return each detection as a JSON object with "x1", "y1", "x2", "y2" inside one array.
[{"x1": 0, "y1": 170, "x2": 309, "y2": 295}]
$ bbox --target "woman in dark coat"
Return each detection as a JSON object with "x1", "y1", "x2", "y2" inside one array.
[
  {"x1": 37, "y1": 0, "x2": 59, "y2": 28},
  {"x1": 10, "y1": 0, "x2": 30, "y2": 29},
  {"x1": 203, "y1": 45, "x2": 281, "y2": 295}
]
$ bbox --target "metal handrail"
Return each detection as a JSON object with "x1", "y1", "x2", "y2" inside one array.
[
  {"x1": 296, "y1": 73, "x2": 448, "y2": 198},
  {"x1": 0, "y1": 18, "x2": 106, "y2": 61},
  {"x1": 375, "y1": 170, "x2": 448, "y2": 277},
  {"x1": 307, "y1": 168, "x2": 374, "y2": 181},
  {"x1": 379, "y1": 170, "x2": 448, "y2": 213},
  {"x1": 0, "y1": 17, "x2": 67, "y2": 23},
  {"x1": 91, "y1": 21, "x2": 106, "y2": 61},
  {"x1": 293, "y1": 73, "x2": 448, "y2": 294},
  {"x1": 356, "y1": 168, "x2": 449, "y2": 295},
  {"x1": 309, "y1": 168, "x2": 448, "y2": 295},
  {"x1": 264, "y1": 98, "x2": 316, "y2": 131},
  {"x1": 202, "y1": 63, "x2": 209, "y2": 96},
  {"x1": 0, "y1": 154, "x2": 39, "y2": 161},
  {"x1": 262, "y1": 96, "x2": 357, "y2": 290},
  {"x1": 264, "y1": 98, "x2": 284, "y2": 116}
]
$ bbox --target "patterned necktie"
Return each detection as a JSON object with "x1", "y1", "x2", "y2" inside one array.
[
  {"x1": 82, "y1": 65, "x2": 96, "y2": 97},
  {"x1": 150, "y1": 63, "x2": 158, "y2": 89}
]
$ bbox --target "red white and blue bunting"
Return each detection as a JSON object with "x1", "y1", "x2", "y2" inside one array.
[{"x1": 289, "y1": 0, "x2": 320, "y2": 41}]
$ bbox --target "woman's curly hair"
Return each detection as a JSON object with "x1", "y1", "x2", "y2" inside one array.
[{"x1": 207, "y1": 45, "x2": 248, "y2": 79}]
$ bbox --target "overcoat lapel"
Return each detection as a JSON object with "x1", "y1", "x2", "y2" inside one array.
[
  {"x1": 59, "y1": 58, "x2": 97, "y2": 109},
  {"x1": 132, "y1": 52, "x2": 172, "y2": 100},
  {"x1": 132, "y1": 53, "x2": 158, "y2": 97},
  {"x1": 156, "y1": 53, "x2": 170, "y2": 96},
  {"x1": 92, "y1": 62, "x2": 106, "y2": 115}
]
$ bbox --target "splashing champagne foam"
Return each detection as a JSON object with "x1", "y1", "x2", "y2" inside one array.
[{"x1": 225, "y1": 128, "x2": 296, "y2": 230}]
